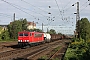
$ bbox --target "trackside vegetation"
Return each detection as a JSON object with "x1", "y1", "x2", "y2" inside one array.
[
  {"x1": 64, "y1": 18, "x2": 90, "y2": 60},
  {"x1": 0, "y1": 18, "x2": 28, "y2": 41}
]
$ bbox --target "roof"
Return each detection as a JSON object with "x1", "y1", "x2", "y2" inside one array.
[
  {"x1": 18, "y1": 31, "x2": 42, "y2": 34},
  {"x1": 0, "y1": 25, "x2": 8, "y2": 27},
  {"x1": 28, "y1": 22, "x2": 36, "y2": 26}
]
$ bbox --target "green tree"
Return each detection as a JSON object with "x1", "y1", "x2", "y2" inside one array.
[
  {"x1": 58, "y1": 32, "x2": 62, "y2": 35},
  {"x1": 1, "y1": 30, "x2": 10, "y2": 40},
  {"x1": 64, "y1": 18, "x2": 90, "y2": 60},
  {"x1": 79, "y1": 18, "x2": 90, "y2": 40},
  {"x1": 48, "y1": 29, "x2": 56, "y2": 34},
  {"x1": 8, "y1": 19, "x2": 27, "y2": 39},
  {"x1": 21, "y1": 18, "x2": 27, "y2": 31},
  {"x1": 28, "y1": 29, "x2": 42, "y2": 32}
]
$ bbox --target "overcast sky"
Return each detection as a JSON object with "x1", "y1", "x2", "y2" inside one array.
[{"x1": 0, "y1": 0, "x2": 90, "y2": 34}]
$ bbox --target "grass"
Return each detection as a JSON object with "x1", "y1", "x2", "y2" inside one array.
[{"x1": 54, "y1": 46, "x2": 61, "y2": 51}]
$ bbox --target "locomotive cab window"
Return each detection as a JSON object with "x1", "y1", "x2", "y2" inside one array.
[
  {"x1": 19, "y1": 33, "x2": 23, "y2": 36},
  {"x1": 24, "y1": 33, "x2": 28, "y2": 36}
]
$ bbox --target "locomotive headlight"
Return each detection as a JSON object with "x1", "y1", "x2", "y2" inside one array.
[
  {"x1": 18, "y1": 40, "x2": 21, "y2": 42},
  {"x1": 27, "y1": 40, "x2": 29, "y2": 42},
  {"x1": 25, "y1": 40, "x2": 26, "y2": 42}
]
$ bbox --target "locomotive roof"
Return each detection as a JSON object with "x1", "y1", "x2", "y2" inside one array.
[{"x1": 18, "y1": 31, "x2": 43, "y2": 33}]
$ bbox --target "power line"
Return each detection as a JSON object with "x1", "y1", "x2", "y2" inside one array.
[
  {"x1": 21, "y1": 0, "x2": 49, "y2": 13},
  {"x1": 61, "y1": 1, "x2": 89, "y2": 22},
  {"x1": 54, "y1": 0, "x2": 62, "y2": 17},
  {"x1": 66, "y1": 1, "x2": 89, "y2": 20},
  {"x1": 80, "y1": 1, "x2": 88, "y2": 8},
  {"x1": 54, "y1": 0, "x2": 75, "y2": 22},
  {"x1": 56, "y1": 1, "x2": 74, "y2": 23},
  {"x1": 1, "y1": 0, "x2": 38, "y2": 19},
  {"x1": 9, "y1": 2, "x2": 49, "y2": 18},
  {"x1": 20, "y1": 0, "x2": 56, "y2": 23},
  {"x1": 0, "y1": 13, "x2": 12, "y2": 18},
  {"x1": 63, "y1": 0, "x2": 72, "y2": 10},
  {"x1": 0, "y1": 13, "x2": 19, "y2": 19},
  {"x1": 80, "y1": 1, "x2": 90, "y2": 12},
  {"x1": 80, "y1": 4, "x2": 89, "y2": 12}
]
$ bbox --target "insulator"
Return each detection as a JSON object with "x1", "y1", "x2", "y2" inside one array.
[
  {"x1": 48, "y1": 12, "x2": 51, "y2": 14},
  {"x1": 72, "y1": 4, "x2": 74, "y2": 6},
  {"x1": 66, "y1": 18, "x2": 67, "y2": 20},
  {"x1": 38, "y1": 18, "x2": 39, "y2": 20},
  {"x1": 49, "y1": 6, "x2": 51, "y2": 8},
  {"x1": 89, "y1": 3, "x2": 90, "y2": 5},
  {"x1": 53, "y1": 17, "x2": 55, "y2": 18}
]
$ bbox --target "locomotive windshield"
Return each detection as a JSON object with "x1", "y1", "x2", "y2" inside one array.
[
  {"x1": 18, "y1": 33, "x2": 29, "y2": 36},
  {"x1": 24, "y1": 33, "x2": 28, "y2": 36},
  {"x1": 19, "y1": 33, "x2": 23, "y2": 36}
]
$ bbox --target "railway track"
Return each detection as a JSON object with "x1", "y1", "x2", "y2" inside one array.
[
  {"x1": 26, "y1": 41, "x2": 63, "y2": 60},
  {"x1": 49, "y1": 45, "x2": 68, "y2": 60},
  {"x1": 36, "y1": 39, "x2": 70, "y2": 60},
  {"x1": 14, "y1": 40, "x2": 63, "y2": 60},
  {"x1": 0, "y1": 40, "x2": 70, "y2": 60},
  {"x1": 25, "y1": 39, "x2": 70, "y2": 60},
  {"x1": 0, "y1": 41, "x2": 17, "y2": 53},
  {"x1": 0, "y1": 39, "x2": 62, "y2": 60},
  {"x1": 0, "y1": 45, "x2": 47, "y2": 60}
]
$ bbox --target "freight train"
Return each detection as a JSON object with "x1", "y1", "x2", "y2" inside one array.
[{"x1": 18, "y1": 31, "x2": 64, "y2": 46}]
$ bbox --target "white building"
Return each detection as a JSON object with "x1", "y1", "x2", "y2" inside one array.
[{"x1": 27, "y1": 22, "x2": 36, "y2": 30}]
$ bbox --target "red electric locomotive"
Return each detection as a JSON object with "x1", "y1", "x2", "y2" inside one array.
[{"x1": 18, "y1": 31, "x2": 44, "y2": 46}]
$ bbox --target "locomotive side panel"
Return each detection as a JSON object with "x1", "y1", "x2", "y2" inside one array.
[{"x1": 33, "y1": 33, "x2": 44, "y2": 42}]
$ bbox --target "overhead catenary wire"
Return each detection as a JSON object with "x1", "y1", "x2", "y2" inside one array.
[
  {"x1": 7, "y1": 2, "x2": 49, "y2": 18},
  {"x1": 67, "y1": 1, "x2": 89, "y2": 19},
  {"x1": 80, "y1": 1, "x2": 88, "y2": 8},
  {"x1": 56, "y1": 0, "x2": 75, "y2": 23},
  {"x1": 1, "y1": 0, "x2": 50, "y2": 24},
  {"x1": 0, "y1": 13, "x2": 19, "y2": 19},
  {"x1": 1, "y1": 0, "x2": 38, "y2": 20},
  {"x1": 60, "y1": 1, "x2": 89, "y2": 22},
  {"x1": 63, "y1": 0, "x2": 73, "y2": 11},
  {"x1": 54, "y1": 0, "x2": 62, "y2": 17},
  {"x1": 0, "y1": 13, "x2": 12, "y2": 18},
  {"x1": 63, "y1": 0, "x2": 72, "y2": 9},
  {"x1": 21, "y1": 0, "x2": 71, "y2": 24},
  {"x1": 58, "y1": 1, "x2": 77, "y2": 26},
  {"x1": 20, "y1": 0, "x2": 57, "y2": 24},
  {"x1": 20, "y1": 0, "x2": 56, "y2": 18},
  {"x1": 80, "y1": 3, "x2": 89, "y2": 12},
  {"x1": 21, "y1": 0, "x2": 50, "y2": 13},
  {"x1": 54, "y1": 0, "x2": 74, "y2": 23},
  {"x1": 63, "y1": 0, "x2": 90, "y2": 28},
  {"x1": 0, "y1": 0, "x2": 89, "y2": 27},
  {"x1": 80, "y1": 1, "x2": 90, "y2": 12}
]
